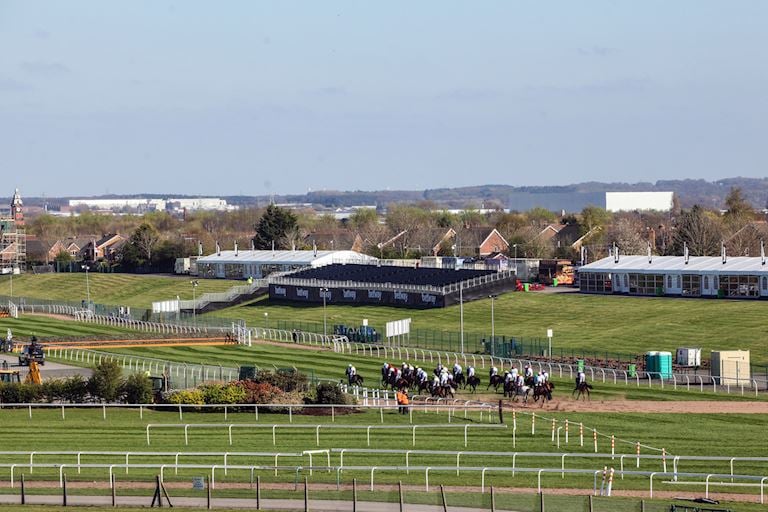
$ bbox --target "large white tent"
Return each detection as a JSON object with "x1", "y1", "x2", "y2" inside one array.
[
  {"x1": 578, "y1": 255, "x2": 768, "y2": 298},
  {"x1": 196, "y1": 250, "x2": 378, "y2": 279}
]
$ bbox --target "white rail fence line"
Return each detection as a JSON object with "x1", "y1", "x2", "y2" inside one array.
[
  {"x1": 5, "y1": 449, "x2": 763, "y2": 483},
  {"x1": 144, "y1": 423, "x2": 508, "y2": 447},
  {"x1": 0, "y1": 401, "x2": 497, "y2": 423},
  {"x1": 2, "y1": 462, "x2": 766, "y2": 502},
  {"x1": 333, "y1": 342, "x2": 762, "y2": 395},
  {"x1": 332, "y1": 449, "x2": 768, "y2": 481}
]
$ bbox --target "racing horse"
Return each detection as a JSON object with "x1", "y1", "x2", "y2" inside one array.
[
  {"x1": 348, "y1": 374, "x2": 364, "y2": 386},
  {"x1": 487, "y1": 374, "x2": 504, "y2": 391},
  {"x1": 533, "y1": 382, "x2": 554, "y2": 406},
  {"x1": 505, "y1": 381, "x2": 531, "y2": 403},
  {"x1": 572, "y1": 381, "x2": 592, "y2": 401},
  {"x1": 465, "y1": 375, "x2": 481, "y2": 393}
]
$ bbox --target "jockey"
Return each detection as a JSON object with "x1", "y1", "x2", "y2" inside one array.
[
  {"x1": 432, "y1": 374, "x2": 440, "y2": 388},
  {"x1": 408, "y1": 364, "x2": 415, "y2": 374},
  {"x1": 467, "y1": 366, "x2": 475, "y2": 378},
  {"x1": 382, "y1": 362, "x2": 390, "y2": 377},
  {"x1": 453, "y1": 362, "x2": 462, "y2": 377},
  {"x1": 524, "y1": 364, "x2": 533, "y2": 379},
  {"x1": 534, "y1": 372, "x2": 545, "y2": 386},
  {"x1": 402, "y1": 362, "x2": 408, "y2": 373},
  {"x1": 510, "y1": 366, "x2": 518, "y2": 379},
  {"x1": 439, "y1": 369, "x2": 449, "y2": 386},
  {"x1": 515, "y1": 374, "x2": 524, "y2": 388},
  {"x1": 541, "y1": 370, "x2": 549, "y2": 382},
  {"x1": 416, "y1": 367, "x2": 427, "y2": 383},
  {"x1": 504, "y1": 371, "x2": 514, "y2": 384},
  {"x1": 490, "y1": 366, "x2": 499, "y2": 378},
  {"x1": 347, "y1": 364, "x2": 357, "y2": 384},
  {"x1": 577, "y1": 371, "x2": 586, "y2": 385},
  {"x1": 436, "y1": 363, "x2": 444, "y2": 374}
]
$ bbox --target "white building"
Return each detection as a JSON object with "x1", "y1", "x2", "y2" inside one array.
[
  {"x1": 196, "y1": 250, "x2": 378, "y2": 279},
  {"x1": 604, "y1": 192, "x2": 674, "y2": 212},
  {"x1": 579, "y1": 254, "x2": 768, "y2": 298},
  {"x1": 68, "y1": 197, "x2": 234, "y2": 212},
  {"x1": 68, "y1": 198, "x2": 166, "y2": 210}
]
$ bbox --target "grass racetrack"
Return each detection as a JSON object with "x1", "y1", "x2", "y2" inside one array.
[
  {"x1": 0, "y1": 273, "x2": 239, "y2": 309},
  {"x1": 0, "y1": 405, "x2": 766, "y2": 510},
  {"x1": 216, "y1": 291, "x2": 768, "y2": 365},
  {"x1": 0, "y1": 315, "x2": 132, "y2": 339}
]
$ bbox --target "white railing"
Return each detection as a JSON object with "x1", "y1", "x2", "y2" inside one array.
[
  {"x1": 335, "y1": 342, "x2": 763, "y2": 395},
  {"x1": 178, "y1": 280, "x2": 268, "y2": 311}
]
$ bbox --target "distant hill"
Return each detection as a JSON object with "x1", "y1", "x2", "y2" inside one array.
[
  {"x1": 13, "y1": 177, "x2": 768, "y2": 212},
  {"x1": 252, "y1": 177, "x2": 768, "y2": 211}
]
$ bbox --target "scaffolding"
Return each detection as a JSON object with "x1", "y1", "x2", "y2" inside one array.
[{"x1": 0, "y1": 229, "x2": 25, "y2": 272}]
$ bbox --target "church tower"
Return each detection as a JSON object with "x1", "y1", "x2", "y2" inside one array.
[{"x1": 11, "y1": 188, "x2": 23, "y2": 227}]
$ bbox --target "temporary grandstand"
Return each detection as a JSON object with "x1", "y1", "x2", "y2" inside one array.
[{"x1": 269, "y1": 263, "x2": 517, "y2": 308}]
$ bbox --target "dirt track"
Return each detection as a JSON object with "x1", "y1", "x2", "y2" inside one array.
[{"x1": 526, "y1": 399, "x2": 768, "y2": 414}]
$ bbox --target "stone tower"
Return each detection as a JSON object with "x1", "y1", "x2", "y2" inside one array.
[{"x1": 11, "y1": 188, "x2": 23, "y2": 227}]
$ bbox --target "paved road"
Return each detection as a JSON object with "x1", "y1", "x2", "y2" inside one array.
[
  {"x1": 0, "y1": 494, "x2": 500, "y2": 512},
  {"x1": 0, "y1": 354, "x2": 93, "y2": 380}
]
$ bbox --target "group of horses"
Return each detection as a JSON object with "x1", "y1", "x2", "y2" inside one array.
[{"x1": 346, "y1": 364, "x2": 594, "y2": 404}]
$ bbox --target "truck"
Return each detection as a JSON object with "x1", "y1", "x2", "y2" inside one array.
[
  {"x1": 538, "y1": 259, "x2": 575, "y2": 286},
  {"x1": 18, "y1": 340, "x2": 45, "y2": 366},
  {"x1": 174, "y1": 256, "x2": 199, "y2": 275}
]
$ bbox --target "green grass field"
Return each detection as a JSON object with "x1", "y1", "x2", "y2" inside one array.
[
  {"x1": 0, "y1": 273, "x2": 239, "y2": 309},
  {"x1": 0, "y1": 406, "x2": 765, "y2": 500},
  {"x1": 97, "y1": 343, "x2": 768, "y2": 402},
  {"x1": 0, "y1": 315, "x2": 132, "y2": 339},
  {"x1": 215, "y1": 291, "x2": 768, "y2": 365},
  {"x1": 5, "y1": 273, "x2": 768, "y2": 365}
]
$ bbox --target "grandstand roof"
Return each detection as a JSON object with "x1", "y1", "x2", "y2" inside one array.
[
  {"x1": 580, "y1": 255, "x2": 768, "y2": 275},
  {"x1": 197, "y1": 249, "x2": 377, "y2": 266}
]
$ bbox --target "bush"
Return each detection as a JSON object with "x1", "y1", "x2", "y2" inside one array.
[
  {"x1": 263, "y1": 391, "x2": 304, "y2": 413},
  {"x1": 312, "y1": 382, "x2": 347, "y2": 405},
  {"x1": 62, "y1": 375, "x2": 89, "y2": 403},
  {"x1": 164, "y1": 389, "x2": 205, "y2": 405},
  {"x1": 88, "y1": 360, "x2": 123, "y2": 402},
  {"x1": 254, "y1": 369, "x2": 308, "y2": 393},
  {"x1": 0, "y1": 383, "x2": 43, "y2": 404},
  {"x1": 121, "y1": 373, "x2": 154, "y2": 404},
  {"x1": 199, "y1": 383, "x2": 246, "y2": 405},
  {"x1": 41, "y1": 380, "x2": 66, "y2": 403},
  {"x1": 237, "y1": 380, "x2": 283, "y2": 404}
]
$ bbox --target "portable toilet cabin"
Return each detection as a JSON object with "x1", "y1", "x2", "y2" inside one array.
[
  {"x1": 657, "y1": 351, "x2": 673, "y2": 379},
  {"x1": 676, "y1": 348, "x2": 702, "y2": 367},
  {"x1": 711, "y1": 350, "x2": 751, "y2": 386},
  {"x1": 645, "y1": 351, "x2": 659, "y2": 375}
]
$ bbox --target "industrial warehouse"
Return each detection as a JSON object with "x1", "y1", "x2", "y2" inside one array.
[{"x1": 578, "y1": 253, "x2": 768, "y2": 298}]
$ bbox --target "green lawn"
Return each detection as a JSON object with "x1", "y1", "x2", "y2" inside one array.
[
  {"x1": 213, "y1": 292, "x2": 768, "y2": 365},
  {"x1": 0, "y1": 273, "x2": 240, "y2": 309},
  {"x1": 0, "y1": 315, "x2": 132, "y2": 339},
  {"x1": 0, "y1": 406, "x2": 765, "y2": 498}
]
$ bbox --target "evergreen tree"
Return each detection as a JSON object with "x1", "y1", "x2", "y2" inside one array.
[{"x1": 252, "y1": 204, "x2": 298, "y2": 250}]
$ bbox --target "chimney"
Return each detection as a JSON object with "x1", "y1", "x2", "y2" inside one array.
[
  {"x1": 216, "y1": 241, "x2": 221, "y2": 256},
  {"x1": 250, "y1": 239, "x2": 255, "y2": 251},
  {"x1": 198, "y1": 241, "x2": 203, "y2": 257},
  {"x1": 762, "y1": 240, "x2": 765, "y2": 266},
  {"x1": 684, "y1": 242, "x2": 689, "y2": 265},
  {"x1": 613, "y1": 242, "x2": 619, "y2": 264},
  {"x1": 234, "y1": 240, "x2": 238, "y2": 257},
  {"x1": 721, "y1": 241, "x2": 726, "y2": 264},
  {"x1": 647, "y1": 242, "x2": 652, "y2": 264}
]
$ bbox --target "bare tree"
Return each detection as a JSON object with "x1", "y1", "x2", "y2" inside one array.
[
  {"x1": 606, "y1": 217, "x2": 648, "y2": 254},
  {"x1": 672, "y1": 206, "x2": 723, "y2": 256}
]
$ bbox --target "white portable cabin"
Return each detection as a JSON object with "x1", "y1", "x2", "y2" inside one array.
[{"x1": 675, "y1": 347, "x2": 702, "y2": 367}]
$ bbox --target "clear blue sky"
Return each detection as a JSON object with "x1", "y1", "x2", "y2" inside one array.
[{"x1": 1, "y1": 1, "x2": 766, "y2": 197}]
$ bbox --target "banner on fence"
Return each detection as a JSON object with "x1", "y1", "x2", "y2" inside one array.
[{"x1": 386, "y1": 318, "x2": 411, "y2": 338}]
